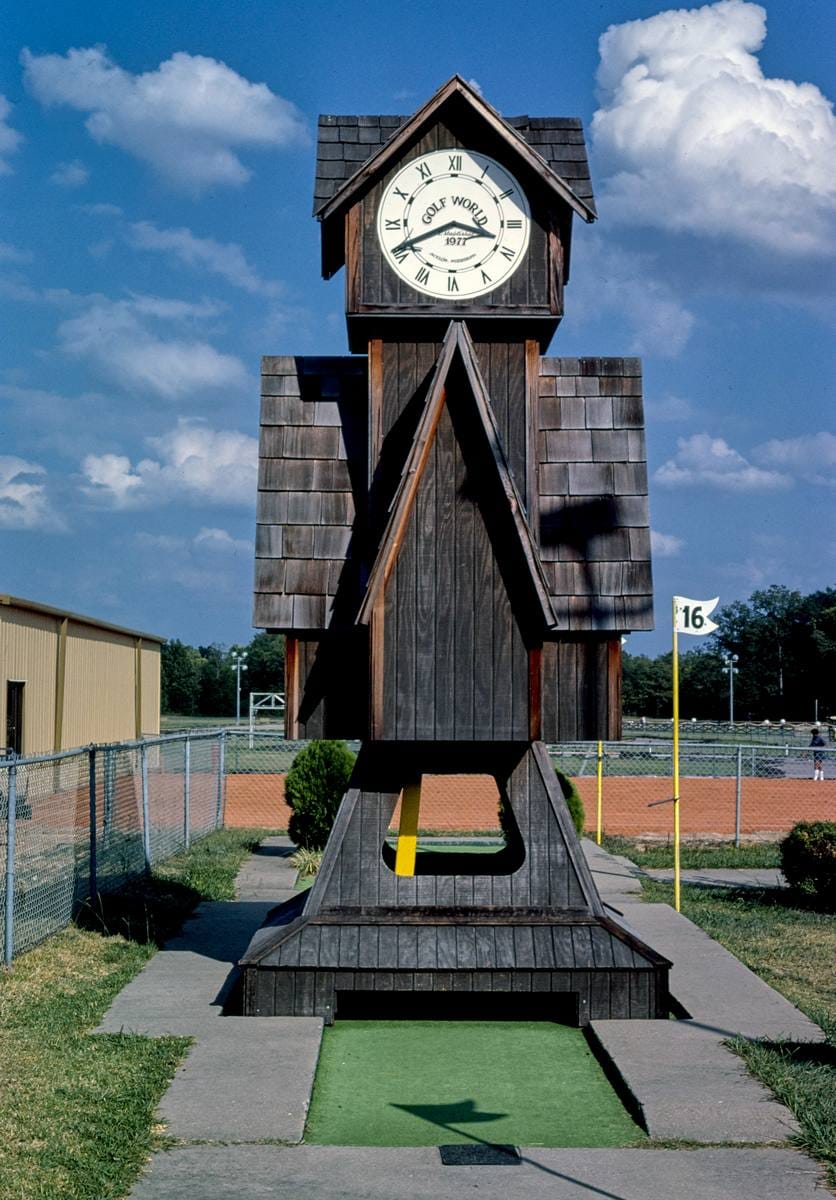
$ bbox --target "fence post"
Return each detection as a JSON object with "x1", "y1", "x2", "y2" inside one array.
[
  {"x1": 140, "y1": 742, "x2": 151, "y2": 871},
  {"x1": 88, "y1": 747, "x2": 98, "y2": 904},
  {"x1": 4, "y1": 763, "x2": 17, "y2": 967},
  {"x1": 734, "y1": 745, "x2": 742, "y2": 849},
  {"x1": 103, "y1": 746, "x2": 114, "y2": 842},
  {"x1": 216, "y1": 730, "x2": 226, "y2": 829},
  {"x1": 183, "y1": 736, "x2": 191, "y2": 851}
]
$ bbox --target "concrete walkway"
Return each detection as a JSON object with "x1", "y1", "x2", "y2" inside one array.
[
  {"x1": 643, "y1": 866, "x2": 786, "y2": 890},
  {"x1": 95, "y1": 836, "x2": 828, "y2": 1199},
  {"x1": 96, "y1": 838, "x2": 322, "y2": 1144}
]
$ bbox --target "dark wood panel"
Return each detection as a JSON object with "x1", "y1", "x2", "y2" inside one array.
[
  {"x1": 434, "y1": 404, "x2": 456, "y2": 738},
  {"x1": 414, "y1": 430, "x2": 437, "y2": 739}
]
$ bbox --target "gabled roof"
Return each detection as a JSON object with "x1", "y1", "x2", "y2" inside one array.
[
  {"x1": 357, "y1": 321, "x2": 558, "y2": 633},
  {"x1": 316, "y1": 75, "x2": 597, "y2": 230}
]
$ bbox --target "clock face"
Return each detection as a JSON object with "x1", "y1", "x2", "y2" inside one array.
[{"x1": 376, "y1": 149, "x2": 531, "y2": 299}]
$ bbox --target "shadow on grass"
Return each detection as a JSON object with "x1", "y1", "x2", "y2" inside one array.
[{"x1": 75, "y1": 877, "x2": 203, "y2": 947}]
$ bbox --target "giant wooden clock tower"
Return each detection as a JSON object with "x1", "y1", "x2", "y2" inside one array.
[{"x1": 241, "y1": 78, "x2": 670, "y2": 1021}]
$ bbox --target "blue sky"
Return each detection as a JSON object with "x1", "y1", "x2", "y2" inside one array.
[{"x1": 1, "y1": 0, "x2": 833, "y2": 655}]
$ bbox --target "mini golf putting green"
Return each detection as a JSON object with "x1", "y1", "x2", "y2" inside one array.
[{"x1": 305, "y1": 1020, "x2": 646, "y2": 1147}]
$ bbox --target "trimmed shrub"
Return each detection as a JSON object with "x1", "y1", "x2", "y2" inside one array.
[
  {"x1": 780, "y1": 821, "x2": 836, "y2": 908},
  {"x1": 498, "y1": 768, "x2": 585, "y2": 841},
  {"x1": 557, "y1": 770, "x2": 586, "y2": 837},
  {"x1": 285, "y1": 740, "x2": 356, "y2": 850}
]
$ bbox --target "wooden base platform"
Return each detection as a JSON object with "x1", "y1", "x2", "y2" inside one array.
[{"x1": 238, "y1": 741, "x2": 670, "y2": 1021}]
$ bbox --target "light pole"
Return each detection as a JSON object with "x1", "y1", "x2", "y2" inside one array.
[
  {"x1": 722, "y1": 653, "x2": 739, "y2": 725},
  {"x1": 230, "y1": 651, "x2": 248, "y2": 724}
]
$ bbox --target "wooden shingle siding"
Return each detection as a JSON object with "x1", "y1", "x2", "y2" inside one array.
[
  {"x1": 314, "y1": 114, "x2": 595, "y2": 218},
  {"x1": 252, "y1": 355, "x2": 367, "y2": 634},
  {"x1": 537, "y1": 357, "x2": 653, "y2": 632}
]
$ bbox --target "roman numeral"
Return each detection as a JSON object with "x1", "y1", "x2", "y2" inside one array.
[
  {"x1": 394, "y1": 187, "x2": 409, "y2": 200},
  {"x1": 507, "y1": 219, "x2": 522, "y2": 229},
  {"x1": 417, "y1": 162, "x2": 432, "y2": 180},
  {"x1": 384, "y1": 219, "x2": 401, "y2": 230},
  {"x1": 480, "y1": 269, "x2": 492, "y2": 285},
  {"x1": 448, "y1": 275, "x2": 459, "y2": 292},
  {"x1": 497, "y1": 187, "x2": 514, "y2": 200},
  {"x1": 415, "y1": 266, "x2": 430, "y2": 285},
  {"x1": 393, "y1": 248, "x2": 409, "y2": 264},
  {"x1": 500, "y1": 246, "x2": 516, "y2": 261},
  {"x1": 448, "y1": 154, "x2": 462, "y2": 171}
]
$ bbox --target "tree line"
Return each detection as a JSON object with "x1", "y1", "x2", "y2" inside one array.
[
  {"x1": 161, "y1": 633, "x2": 285, "y2": 716},
  {"x1": 623, "y1": 585, "x2": 835, "y2": 721}
]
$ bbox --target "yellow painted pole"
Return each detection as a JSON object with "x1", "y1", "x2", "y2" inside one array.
[
  {"x1": 394, "y1": 780, "x2": 421, "y2": 876},
  {"x1": 672, "y1": 598, "x2": 681, "y2": 912},
  {"x1": 596, "y1": 740, "x2": 603, "y2": 845}
]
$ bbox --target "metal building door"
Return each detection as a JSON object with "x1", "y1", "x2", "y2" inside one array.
[{"x1": 6, "y1": 681, "x2": 24, "y2": 755}]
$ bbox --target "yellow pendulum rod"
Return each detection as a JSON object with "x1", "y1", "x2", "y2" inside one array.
[
  {"x1": 394, "y1": 779, "x2": 422, "y2": 876},
  {"x1": 672, "y1": 597, "x2": 681, "y2": 913}
]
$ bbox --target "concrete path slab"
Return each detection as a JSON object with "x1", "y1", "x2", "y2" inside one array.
[
  {"x1": 96, "y1": 833, "x2": 322, "y2": 1147},
  {"x1": 589, "y1": 1020, "x2": 798, "y2": 1142},
  {"x1": 96, "y1": 836, "x2": 298, "y2": 1035},
  {"x1": 128, "y1": 1145, "x2": 823, "y2": 1200},
  {"x1": 644, "y1": 866, "x2": 786, "y2": 890},
  {"x1": 156, "y1": 1017, "x2": 322, "y2": 1143},
  {"x1": 614, "y1": 901, "x2": 823, "y2": 1042},
  {"x1": 581, "y1": 838, "x2": 642, "y2": 909}
]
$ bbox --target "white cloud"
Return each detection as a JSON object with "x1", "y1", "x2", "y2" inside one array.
[
  {"x1": 136, "y1": 526, "x2": 251, "y2": 555},
  {"x1": 193, "y1": 526, "x2": 252, "y2": 554},
  {"x1": 50, "y1": 159, "x2": 89, "y2": 187},
  {"x1": 0, "y1": 94, "x2": 23, "y2": 174},
  {"x1": 650, "y1": 530, "x2": 684, "y2": 557},
  {"x1": 88, "y1": 238, "x2": 113, "y2": 259},
  {"x1": 645, "y1": 394, "x2": 695, "y2": 422},
  {"x1": 82, "y1": 419, "x2": 258, "y2": 508},
  {"x1": 0, "y1": 241, "x2": 32, "y2": 264},
  {"x1": 58, "y1": 295, "x2": 247, "y2": 399},
  {"x1": 655, "y1": 433, "x2": 792, "y2": 490},
  {"x1": 127, "y1": 221, "x2": 280, "y2": 296},
  {"x1": 22, "y1": 46, "x2": 307, "y2": 192},
  {"x1": 80, "y1": 202, "x2": 123, "y2": 217},
  {"x1": 134, "y1": 526, "x2": 252, "y2": 594},
  {"x1": 0, "y1": 456, "x2": 62, "y2": 530},
  {"x1": 592, "y1": 1, "x2": 836, "y2": 257},
  {"x1": 753, "y1": 431, "x2": 836, "y2": 488},
  {"x1": 570, "y1": 239, "x2": 695, "y2": 356}
]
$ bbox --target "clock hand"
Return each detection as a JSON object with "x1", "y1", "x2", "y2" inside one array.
[{"x1": 391, "y1": 220, "x2": 495, "y2": 255}]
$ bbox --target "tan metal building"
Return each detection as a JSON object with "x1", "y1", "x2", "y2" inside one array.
[{"x1": 1, "y1": 594, "x2": 163, "y2": 756}]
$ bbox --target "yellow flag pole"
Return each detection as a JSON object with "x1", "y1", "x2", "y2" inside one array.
[
  {"x1": 672, "y1": 597, "x2": 681, "y2": 912},
  {"x1": 596, "y1": 740, "x2": 603, "y2": 846}
]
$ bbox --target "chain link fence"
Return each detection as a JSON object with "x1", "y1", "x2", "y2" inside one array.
[
  {"x1": 1, "y1": 732, "x2": 225, "y2": 964},
  {"x1": 3, "y1": 729, "x2": 834, "y2": 963}
]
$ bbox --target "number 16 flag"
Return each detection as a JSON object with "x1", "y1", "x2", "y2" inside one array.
[{"x1": 674, "y1": 595, "x2": 719, "y2": 636}]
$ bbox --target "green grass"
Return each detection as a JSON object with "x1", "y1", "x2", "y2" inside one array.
[
  {"x1": 603, "y1": 836, "x2": 781, "y2": 871},
  {"x1": 641, "y1": 877, "x2": 835, "y2": 1184},
  {"x1": 0, "y1": 828, "x2": 270, "y2": 1200},
  {"x1": 305, "y1": 1020, "x2": 645, "y2": 1147}
]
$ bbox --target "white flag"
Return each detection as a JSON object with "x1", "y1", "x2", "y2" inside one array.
[{"x1": 674, "y1": 595, "x2": 719, "y2": 636}]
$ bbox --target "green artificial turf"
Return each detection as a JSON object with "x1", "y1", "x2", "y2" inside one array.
[{"x1": 305, "y1": 1020, "x2": 645, "y2": 1147}]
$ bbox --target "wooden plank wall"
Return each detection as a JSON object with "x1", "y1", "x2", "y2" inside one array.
[
  {"x1": 381, "y1": 401, "x2": 530, "y2": 741},
  {"x1": 540, "y1": 637, "x2": 621, "y2": 742},
  {"x1": 311, "y1": 743, "x2": 592, "y2": 912},
  {"x1": 244, "y1": 964, "x2": 663, "y2": 1022}
]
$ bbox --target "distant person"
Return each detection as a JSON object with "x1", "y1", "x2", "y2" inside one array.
[{"x1": 810, "y1": 728, "x2": 826, "y2": 781}]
